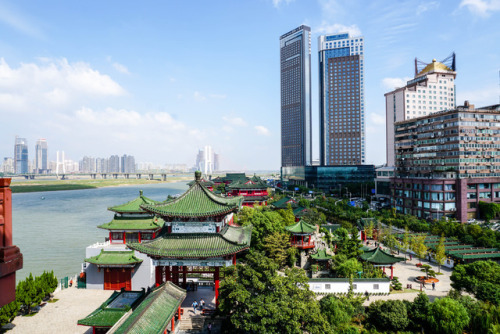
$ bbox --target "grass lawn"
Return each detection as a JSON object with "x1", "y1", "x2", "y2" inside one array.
[{"x1": 10, "y1": 177, "x2": 191, "y2": 193}]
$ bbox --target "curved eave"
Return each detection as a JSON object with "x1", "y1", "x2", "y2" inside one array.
[
  {"x1": 127, "y1": 244, "x2": 249, "y2": 259},
  {"x1": 97, "y1": 225, "x2": 162, "y2": 231},
  {"x1": 141, "y1": 206, "x2": 240, "y2": 219}
]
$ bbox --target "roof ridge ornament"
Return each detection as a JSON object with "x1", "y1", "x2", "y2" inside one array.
[{"x1": 195, "y1": 171, "x2": 201, "y2": 182}]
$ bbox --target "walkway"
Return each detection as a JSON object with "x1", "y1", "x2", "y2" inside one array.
[{"x1": 5, "y1": 286, "x2": 113, "y2": 334}]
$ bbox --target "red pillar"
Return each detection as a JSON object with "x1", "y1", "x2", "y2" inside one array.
[
  {"x1": 383, "y1": 266, "x2": 385, "y2": 274},
  {"x1": 138, "y1": 232, "x2": 141, "y2": 243},
  {"x1": 178, "y1": 306, "x2": 182, "y2": 320},
  {"x1": 155, "y1": 266, "x2": 162, "y2": 286},
  {"x1": 390, "y1": 266, "x2": 394, "y2": 280},
  {"x1": 171, "y1": 317, "x2": 175, "y2": 332},
  {"x1": 214, "y1": 267, "x2": 220, "y2": 307},
  {"x1": 361, "y1": 231, "x2": 366, "y2": 241},
  {"x1": 301, "y1": 235, "x2": 304, "y2": 246},
  {"x1": 123, "y1": 232, "x2": 126, "y2": 244},
  {"x1": 109, "y1": 232, "x2": 112, "y2": 242},
  {"x1": 232, "y1": 254, "x2": 236, "y2": 266},
  {"x1": 0, "y1": 178, "x2": 23, "y2": 307},
  {"x1": 167, "y1": 226, "x2": 172, "y2": 234}
]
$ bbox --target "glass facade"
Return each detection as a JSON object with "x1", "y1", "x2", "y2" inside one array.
[
  {"x1": 280, "y1": 25, "x2": 312, "y2": 167},
  {"x1": 14, "y1": 137, "x2": 28, "y2": 174},
  {"x1": 281, "y1": 165, "x2": 375, "y2": 191},
  {"x1": 319, "y1": 33, "x2": 365, "y2": 166}
]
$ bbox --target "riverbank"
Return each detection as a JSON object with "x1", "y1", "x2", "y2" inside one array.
[{"x1": 10, "y1": 177, "x2": 191, "y2": 193}]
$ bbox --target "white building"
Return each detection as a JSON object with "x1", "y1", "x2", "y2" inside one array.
[
  {"x1": 385, "y1": 54, "x2": 457, "y2": 166},
  {"x1": 196, "y1": 146, "x2": 218, "y2": 176},
  {"x1": 308, "y1": 278, "x2": 391, "y2": 294}
]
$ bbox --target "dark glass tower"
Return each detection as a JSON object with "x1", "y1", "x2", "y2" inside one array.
[
  {"x1": 14, "y1": 136, "x2": 28, "y2": 174},
  {"x1": 35, "y1": 139, "x2": 48, "y2": 174},
  {"x1": 280, "y1": 25, "x2": 312, "y2": 167},
  {"x1": 319, "y1": 33, "x2": 365, "y2": 166}
]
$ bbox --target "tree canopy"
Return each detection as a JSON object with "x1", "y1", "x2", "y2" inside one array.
[
  {"x1": 218, "y1": 251, "x2": 332, "y2": 334},
  {"x1": 451, "y1": 260, "x2": 500, "y2": 305}
]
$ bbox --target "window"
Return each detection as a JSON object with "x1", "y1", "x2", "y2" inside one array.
[
  {"x1": 112, "y1": 232, "x2": 123, "y2": 240},
  {"x1": 141, "y1": 233, "x2": 153, "y2": 240},
  {"x1": 373, "y1": 284, "x2": 379, "y2": 290},
  {"x1": 325, "y1": 284, "x2": 331, "y2": 290}
]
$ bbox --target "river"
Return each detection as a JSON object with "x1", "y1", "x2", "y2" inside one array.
[{"x1": 12, "y1": 182, "x2": 189, "y2": 281}]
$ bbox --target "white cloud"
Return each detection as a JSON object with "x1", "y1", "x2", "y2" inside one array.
[
  {"x1": 381, "y1": 77, "x2": 411, "y2": 91},
  {"x1": 0, "y1": 58, "x2": 125, "y2": 113},
  {"x1": 0, "y1": 3, "x2": 45, "y2": 39},
  {"x1": 112, "y1": 62, "x2": 130, "y2": 74},
  {"x1": 222, "y1": 116, "x2": 247, "y2": 127},
  {"x1": 457, "y1": 85, "x2": 499, "y2": 107},
  {"x1": 193, "y1": 91, "x2": 206, "y2": 101},
  {"x1": 315, "y1": 22, "x2": 361, "y2": 36},
  {"x1": 272, "y1": 0, "x2": 294, "y2": 8},
  {"x1": 417, "y1": 1, "x2": 440, "y2": 15},
  {"x1": 459, "y1": 0, "x2": 500, "y2": 17},
  {"x1": 255, "y1": 125, "x2": 270, "y2": 136}
]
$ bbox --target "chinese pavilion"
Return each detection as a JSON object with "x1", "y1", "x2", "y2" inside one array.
[
  {"x1": 127, "y1": 171, "x2": 252, "y2": 306},
  {"x1": 226, "y1": 175, "x2": 269, "y2": 207},
  {"x1": 359, "y1": 247, "x2": 405, "y2": 279},
  {"x1": 84, "y1": 191, "x2": 163, "y2": 291},
  {"x1": 285, "y1": 220, "x2": 316, "y2": 250},
  {"x1": 271, "y1": 196, "x2": 298, "y2": 209}
]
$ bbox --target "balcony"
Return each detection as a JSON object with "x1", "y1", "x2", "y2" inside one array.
[{"x1": 290, "y1": 240, "x2": 315, "y2": 249}]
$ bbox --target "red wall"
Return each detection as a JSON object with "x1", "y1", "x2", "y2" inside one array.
[{"x1": 0, "y1": 178, "x2": 23, "y2": 307}]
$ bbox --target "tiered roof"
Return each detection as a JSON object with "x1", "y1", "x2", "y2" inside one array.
[
  {"x1": 141, "y1": 172, "x2": 243, "y2": 218},
  {"x1": 226, "y1": 179, "x2": 267, "y2": 189},
  {"x1": 293, "y1": 206, "x2": 308, "y2": 218},
  {"x1": 85, "y1": 250, "x2": 143, "y2": 267},
  {"x1": 285, "y1": 220, "x2": 316, "y2": 234},
  {"x1": 109, "y1": 282, "x2": 186, "y2": 334},
  {"x1": 212, "y1": 173, "x2": 248, "y2": 184},
  {"x1": 98, "y1": 216, "x2": 164, "y2": 231},
  {"x1": 311, "y1": 249, "x2": 332, "y2": 261},
  {"x1": 187, "y1": 178, "x2": 214, "y2": 188},
  {"x1": 127, "y1": 225, "x2": 252, "y2": 258},
  {"x1": 360, "y1": 247, "x2": 405, "y2": 265},
  {"x1": 78, "y1": 291, "x2": 144, "y2": 328},
  {"x1": 108, "y1": 191, "x2": 159, "y2": 214},
  {"x1": 271, "y1": 196, "x2": 298, "y2": 209}
]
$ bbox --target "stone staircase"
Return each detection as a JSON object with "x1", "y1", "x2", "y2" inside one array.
[{"x1": 178, "y1": 315, "x2": 205, "y2": 332}]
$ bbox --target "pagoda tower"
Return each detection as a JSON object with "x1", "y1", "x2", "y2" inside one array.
[{"x1": 127, "y1": 171, "x2": 252, "y2": 306}]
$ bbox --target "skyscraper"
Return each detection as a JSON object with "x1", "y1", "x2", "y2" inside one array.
[
  {"x1": 318, "y1": 32, "x2": 365, "y2": 166},
  {"x1": 121, "y1": 154, "x2": 136, "y2": 173},
  {"x1": 385, "y1": 54, "x2": 457, "y2": 166},
  {"x1": 35, "y1": 139, "x2": 48, "y2": 174},
  {"x1": 109, "y1": 155, "x2": 120, "y2": 173},
  {"x1": 280, "y1": 25, "x2": 312, "y2": 167},
  {"x1": 14, "y1": 136, "x2": 28, "y2": 174}
]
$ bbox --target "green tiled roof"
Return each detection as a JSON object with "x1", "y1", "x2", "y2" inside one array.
[
  {"x1": 213, "y1": 173, "x2": 248, "y2": 183},
  {"x1": 108, "y1": 191, "x2": 159, "y2": 213},
  {"x1": 285, "y1": 220, "x2": 316, "y2": 234},
  {"x1": 357, "y1": 217, "x2": 377, "y2": 229},
  {"x1": 187, "y1": 179, "x2": 214, "y2": 187},
  {"x1": 271, "y1": 196, "x2": 297, "y2": 209},
  {"x1": 85, "y1": 250, "x2": 143, "y2": 266},
  {"x1": 293, "y1": 206, "x2": 308, "y2": 217},
  {"x1": 311, "y1": 249, "x2": 332, "y2": 260},
  {"x1": 98, "y1": 215, "x2": 164, "y2": 231},
  {"x1": 141, "y1": 178, "x2": 243, "y2": 218},
  {"x1": 455, "y1": 252, "x2": 500, "y2": 260},
  {"x1": 127, "y1": 225, "x2": 252, "y2": 258},
  {"x1": 78, "y1": 291, "x2": 144, "y2": 328},
  {"x1": 110, "y1": 282, "x2": 186, "y2": 334},
  {"x1": 226, "y1": 179, "x2": 267, "y2": 189},
  {"x1": 359, "y1": 247, "x2": 405, "y2": 265}
]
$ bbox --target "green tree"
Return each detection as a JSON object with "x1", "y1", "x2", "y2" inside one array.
[
  {"x1": 420, "y1": 264, "x2": 437, "y2": 279},
  {"x1": 334, "y1": 227, "x2": 363, "y2": 258},
  {"x1": 320, "y1": 295, "x2": 365, "y2": 331},
  {"x1": 364, "y1": 220, "x2": 374, "y2": 240},
  {"x1": 451, "y1": 260, "x2": 500, "y2": 305},
  {"x1": 263, "y1": 232, "x2": 290, "y2": 268},
  {"x1": 0, "y1": 300, "x2": 20, "y2": 326},
  {"x1": 406, "y1": 292, "x2": 431, "y2": 332},
  {"x1": 218, "y1": 251, "x2": 332, "y2": 334},
  {"x1": 413, "y1": 235, "x2": 428, "y2": 264},
  {"x1": 401, "y1": 226, "x2": 410, "y2": 260},
  {"x1": 302, "y1": 209, "x2": 326, "y2": 226},
  {"x1": 435, "y1": 235, "x2": 446, "y2": 273},
  {"x1": 366, "y1": 300, "x2": 409, "y2": 332},
  {"x1": 335, "y1": 258, "x2": 362, "y2": 279},
  {"x1": 427, "y1": 297, "x2": 470, "y2": 334},
  {"x1": 277, "y1": 206, "x2": 296, "y2": 226}
]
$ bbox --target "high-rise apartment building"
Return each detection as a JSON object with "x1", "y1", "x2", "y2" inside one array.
[
  {"x1": 318, "y1": 32, "x2": 365, "y2": 166},
  {"x1": 1, "y1": 158, "x2": 14, "y2": 174},
  {"x1": 196, "y1": 146, "x2": 216, "y2": 175},
  {"x1": 121, "y1": 155, "x2": 136, "y2": 173},
  {"x1": 109, "y1": 155, "x2": 120, "y2": 173},
  {"x1": 280, "y1": 25, "x2": 312, "y2": 167},
  {"x1": 385, "y1": 54, "x2": 457, "y2": 166},
  {"x1": 35, "y1": 139, "x2": 48, "y2": 174},
  {"x1": 14, "y1": 136, "x2": 28, "y2": 174},
  {"x1": 392, "y1": 101, "x2": 500, "y2": 222}
]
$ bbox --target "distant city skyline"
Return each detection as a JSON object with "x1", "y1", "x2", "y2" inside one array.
[{"x1": 0, "y1": 1, "x2": 498, "y2": 169}]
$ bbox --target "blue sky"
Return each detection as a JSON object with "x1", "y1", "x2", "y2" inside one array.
[{"x1": 0, "y1": 0, "x2": 499, "y2": 171}]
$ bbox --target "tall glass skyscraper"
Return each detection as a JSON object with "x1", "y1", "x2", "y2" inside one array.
[
  {"x1": 35, "y1": 138, "x2": 48, "y2": 174},
  {"x1": 319, "y1": 33, "x2": 365, "y2": 166},
  {"x1": 14, "y1": 136, "x2": 28, "y2": 174},
  {"x1": 280, "y1": 25, "x2": 312, "y2": 167}
]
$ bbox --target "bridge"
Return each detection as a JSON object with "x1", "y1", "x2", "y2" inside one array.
[{"x1": 14, "y1": 173, "x2": 171, "y2": 181}]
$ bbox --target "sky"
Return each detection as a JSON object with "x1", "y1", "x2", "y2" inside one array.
[{"x1": 0, "y1": 0, "x2": 499, "y2": 171}]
